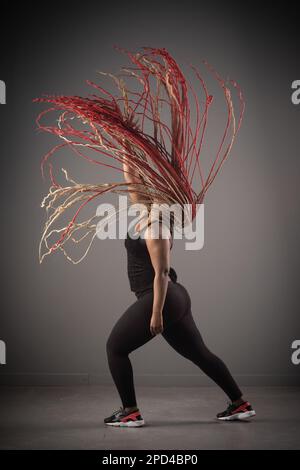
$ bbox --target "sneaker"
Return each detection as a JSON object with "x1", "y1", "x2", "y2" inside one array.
[
  {"x1": 104, "y1": 406, "x2": 145, "y2": 427},
  {"x1": 217, "y1": 401, "x2": 256, "y2": 421}
]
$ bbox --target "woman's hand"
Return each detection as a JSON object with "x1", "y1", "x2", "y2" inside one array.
[{"x1": 150, "y1": 312, "x2": 164, "y2": 336}]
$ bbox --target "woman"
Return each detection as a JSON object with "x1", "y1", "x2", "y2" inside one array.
[
  {"x1": 103, "y1": 162, "x2": 256, "y2": 427},
  {"x1": 34, "y1": 45, "x2": 256, "y2": 427}
]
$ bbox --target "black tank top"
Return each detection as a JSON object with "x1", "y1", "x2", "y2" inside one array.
[{"x1": 124, "y1": 221, "x2": 178, "y2": 297}]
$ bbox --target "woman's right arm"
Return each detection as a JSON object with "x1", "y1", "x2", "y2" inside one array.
[
  {"x1": 122, "y1": 138, "x2": 153, "y2": 208},
  {"x1": 122, "y1": 138, "x2": 144, "y2": 204},
  {"x1": 123, "y1": 158, "x2": 143, "y2": 204}
]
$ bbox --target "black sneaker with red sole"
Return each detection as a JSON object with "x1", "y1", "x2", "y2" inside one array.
[
  {"x1": 217, "y1": 401, "x2": 256, "y2": 421},
  {"x1": 104, "y1": 406, "x2": 145, "y2": 427}
]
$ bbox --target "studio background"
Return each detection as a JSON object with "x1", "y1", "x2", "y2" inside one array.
[{"x1": 0, "y1": 0, "x2": 299, "y2": 389}]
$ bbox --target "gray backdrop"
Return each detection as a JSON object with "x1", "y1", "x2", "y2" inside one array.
[{"x1": 0, "y1": 1, "x2": 299, "y2": 388}]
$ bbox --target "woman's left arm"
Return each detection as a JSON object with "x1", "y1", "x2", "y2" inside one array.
[{"x1": 145, "y1": 224, "x2": 171, "y2": 335}]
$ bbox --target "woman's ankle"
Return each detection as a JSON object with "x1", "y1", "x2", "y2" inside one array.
[
  {"x1": 124, "y1": 405, "x2": 138, "y2": 413},
  {"x1": 232, "y1": 396, "x2": 245, "y2": 406}
]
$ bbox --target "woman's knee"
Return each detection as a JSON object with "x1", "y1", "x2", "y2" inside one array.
[
  {"x1": 106, "y1": 330, "x2": 127, "y2": 358},
  {"x1": 106, "y1": 332, "x2": 117, "y2": 357}
]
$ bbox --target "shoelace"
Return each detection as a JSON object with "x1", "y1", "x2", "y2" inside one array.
[
  {"x1": 226, "y1": 400, "x2": 247, "y2": 412},
  {"x1": 225, "y1": 400, "x2": 236, "y2": 412},
  {"x1": 111, "y1": 406, "x2": 124, "y2": 416}
]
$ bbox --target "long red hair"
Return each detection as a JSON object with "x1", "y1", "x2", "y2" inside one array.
[{"x1": 34, "y1": 45, "x2": 245, "y2": 263}]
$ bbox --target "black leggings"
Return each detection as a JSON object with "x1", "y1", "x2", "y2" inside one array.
[{"x1": 106, "y1": 281, "x2": 242, "y2": 408}]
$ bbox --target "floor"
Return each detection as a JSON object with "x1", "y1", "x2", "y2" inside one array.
[{"x1": 0, "y1": 385, "x2": 299, "y2": 450}]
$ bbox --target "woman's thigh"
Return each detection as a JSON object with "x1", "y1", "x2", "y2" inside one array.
[
  {"x1": 106, "y1": 281, "x2": 191, "y2": 354},
  {"x1": 106, "y1": 293, "x2": 155, "y2": 355},
  {"x1": 162, "y1": 282, "x2": 191, "y2": 328},
  {"x1": 162, "y1": 310, "x2": 206, "y2": 361}
]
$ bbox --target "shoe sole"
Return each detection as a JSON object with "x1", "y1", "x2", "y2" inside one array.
[
  {"x1": 105, "y1": 419, "x2": 145, "y2": 427},
  {"x1": 217, "y1": 410, "x2": 256, "y2": 421}
]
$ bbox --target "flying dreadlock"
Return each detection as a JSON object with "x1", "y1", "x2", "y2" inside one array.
[{"x1": 34, "y1": 45, "x2": 245, "y2": 264}]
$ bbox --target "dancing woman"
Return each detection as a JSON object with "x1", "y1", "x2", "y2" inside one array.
[{"x1": 34, "y1": 46, "x2": 256, "y2": 426}]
